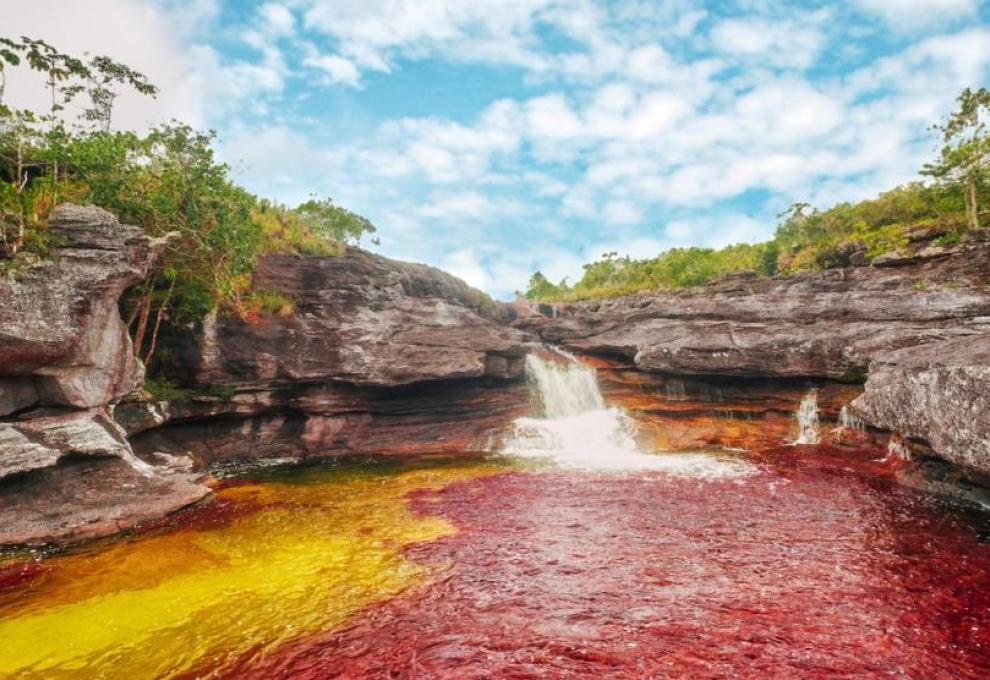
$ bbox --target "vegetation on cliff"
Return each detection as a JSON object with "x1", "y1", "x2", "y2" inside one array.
[
  {"x1": 0, "y1": 36, "x2": 376, "y2": 364},
  {"x1": 525, "y1": 88, "x2": 990, "y2": 302}
]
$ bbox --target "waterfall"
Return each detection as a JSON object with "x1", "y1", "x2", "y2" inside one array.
[
  {"x1": 837, "y1": 405, "x2": 865, "y2": 432},
  {"x1": 885, "y1": 434, "x2": 912, "y2": 462},
  {"x1": 793, "y1": 390, "x2": 821, "y2": 445},
  {"x1": 499, "y1": 352, "x2": 752, "y2": 477}
]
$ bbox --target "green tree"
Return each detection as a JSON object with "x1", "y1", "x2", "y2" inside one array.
[
  {"x1": 293, "y1": 197, "x2": 378, "y2": 245},
  {"x1": 923, "y1": 87, "x2": 990, "y2": 230}
]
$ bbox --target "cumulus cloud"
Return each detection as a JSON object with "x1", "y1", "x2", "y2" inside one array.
[{"x1": 854, "y1": 0, "x2": 978, "y2": 28}]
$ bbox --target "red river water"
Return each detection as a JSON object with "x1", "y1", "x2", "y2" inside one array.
[{"x1": 218, "y1": 446, "x2": 990, "y2": 679}]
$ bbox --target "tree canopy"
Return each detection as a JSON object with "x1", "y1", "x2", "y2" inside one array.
[{"x1": 0, "y1": 35, "x2": 377, "y2": 367}]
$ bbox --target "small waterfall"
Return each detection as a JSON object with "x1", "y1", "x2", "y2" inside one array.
[
  {"x1": 885, "y1": 434, "x2": 912, "y2": 462},
  {"x1": 836, "y1": 405, "x2": 865, "y2": 432},
  {"x1": 793, "y1": 390, "x2": 821, "y2": 445},
  {"x1": 500, "y1": 352, "x2": 752, "y2": 477}
]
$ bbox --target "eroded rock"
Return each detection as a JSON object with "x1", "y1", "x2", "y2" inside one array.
[
  {"x1": 165, "y1": 250, "x2": 531, "y2": 387},
  {"x1": 517, "y1": 243, "x2": 990, "y2": 380},
  {"x1": 851, "y1": 335, "x2": 990, "y2": 476}
]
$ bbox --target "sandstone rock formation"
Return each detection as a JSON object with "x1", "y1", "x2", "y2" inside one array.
[
  {"x1": 0, "y1": 205, "x2": 157, "y2": 411},
  {"x1": 168, "y1": 250, "x2": 529, "y2": 387},
  {"x1": 133, "y1": 249, "x2": 534, "y2": 465},
  {"x1": 517, "y1": 240, "x2": 990, "y2": 380},
  {"x1": 519, "y1": 240, "x2": 990, "y2": 475},
  {"x1": 0, "y1": 205, "x2": 212, "y2": 546},
  {"x1": 851, "y1": 335, "x2": 990, "y2": 477}
]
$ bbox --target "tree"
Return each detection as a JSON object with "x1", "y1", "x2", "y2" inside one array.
[
  {"x1": 923, "y1": 87, "x2": 990, "y2": 230},
  {"x1": 0, "y1": 36, "x2": 156, "y2": 256},
  {"x1": 293, "y1": 197, "x2": 378, "y2": 245}
]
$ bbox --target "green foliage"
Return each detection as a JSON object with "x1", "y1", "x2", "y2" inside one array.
[
  {"x1": 922, "y1": 87, "x2": 990, "y2": 230},
  {"x1": 1, "y1": 34, "x2": 378, "y2": 370},
  {"x1": 293, "y1": 197, "x2": 378, "y2": 245},
  {"x1": 249, "y1": 289, "x2": 296, "y2": 317},
  {"x1": 144, "y1": 377, "x2": 188, "y2": 402},
  {"x1": 524, "y1": 271, "x2": 568, "y2": 300},
  {"x1": 527, "y1": 180, "x2": 974, "y2": 302}
]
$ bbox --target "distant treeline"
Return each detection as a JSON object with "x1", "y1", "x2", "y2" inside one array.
[{"x1": 525, "y1": 88, "x2": 990, "y2": 302}]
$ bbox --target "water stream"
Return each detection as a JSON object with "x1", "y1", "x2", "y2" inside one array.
[{"x1": 1, "y1": 354, "x2": 989, "y2": 678}]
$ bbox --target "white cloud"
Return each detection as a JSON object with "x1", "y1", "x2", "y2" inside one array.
[
  {"x1": 259, "y1": 2, "x2": 296, "y2": 36},
  {"x1": 602, "y1": 200, "x2": 642, "y2": 225},
  {"x1": 854, "y1": 0, "x2": 977, "y2": 28},
  {"x1": 441, "y1": 248, "x2": 490, "y2": 290},
  {"x1": 1, "y1": 0, "x2": 204, "y2": 128},
  {"x1": 710, "y1": 16, "x2": 826, "y2": 69},
  {"x1": 304, "y1": 54, "x2": 361, "y2": 86}
]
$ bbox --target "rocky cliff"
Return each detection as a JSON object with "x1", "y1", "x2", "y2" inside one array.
[
  {"x1": 0, "y1": 205, "x2": 212, "y2": 546},
  {"x1": 125, "y1": 248, "x2": 533, "y2": 467},
  {"x1": 518, "y1": 235, "x2": 990, "y2": 476}
]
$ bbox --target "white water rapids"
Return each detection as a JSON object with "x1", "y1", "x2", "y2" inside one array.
[{"x1": 499, "y1": 351, "x2": 753, "y2": 478}]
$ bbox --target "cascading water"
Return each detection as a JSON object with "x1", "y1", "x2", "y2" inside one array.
[
  {"x1": 837, "y1": 405, "x2": 865, "y2": 432},
  {"x1": 499, "y1": 351, "x2": 751, "y2": 477},
  {"x1": 793, "y1": 389, "x2": 821, "y2": 445}
]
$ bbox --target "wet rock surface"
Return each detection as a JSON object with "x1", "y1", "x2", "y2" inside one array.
[
  {"x1": 126, "y1": 378, "x2": 531, "y2": 466},
  {"x1": 0, "y1": 457, "x2": 210, "y2": 547}
]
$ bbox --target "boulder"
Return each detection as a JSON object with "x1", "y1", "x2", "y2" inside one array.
[
  {"x1": 851, "y1": 335, "x2": 990, "y2": 476},
  {"x1": 0, "y1": 204, "x2": 159, "y2": 408},
  {"x1": 0, "y1": 205, "x2": 213, "y2": 547}
]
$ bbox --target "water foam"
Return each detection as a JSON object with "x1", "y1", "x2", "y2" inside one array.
[{"x1": 500, "y1": 351, "x2": 752, "y2": 478}]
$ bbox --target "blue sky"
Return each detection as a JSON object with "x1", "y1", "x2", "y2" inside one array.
[{"x1": 8, "y1": 0, "x2": 990, "y2": 297}]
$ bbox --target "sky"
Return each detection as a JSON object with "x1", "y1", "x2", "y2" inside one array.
[{"x1": 5, "y1": 0, "x2": 990, "y2": 298}]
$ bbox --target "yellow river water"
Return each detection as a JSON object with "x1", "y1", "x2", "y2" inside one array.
[{"x1": 0, "y1": 457, "x2": 502, "y2": 679}]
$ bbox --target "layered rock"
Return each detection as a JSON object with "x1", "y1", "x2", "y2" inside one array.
[
  {"x1": 0, "y1": 205, "x2": 212, "y2": 546},
  {"x1": 519, "y1": 240, "x2": 990, "y2": 474},
  {"x1": 0, "y1": 205, "x2": 158, "y2": 412},
  {"x1": 851, "y1": 335, "x2": 990, "y2": 477},
  {"x1": 517, "y1": 240, "x2": 990, "y2": 381},
  {"x1": 133, "y1": 249, "x2": 534, "y2": 466},
  {"x1": 169, "y1": 250, "x2": 529, "y2": 387}
]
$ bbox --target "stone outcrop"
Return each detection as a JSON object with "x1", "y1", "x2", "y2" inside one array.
[
  {"x1": 132, "y1": 249, "x2": 534, "y2": 466},
  {"x1": 169, "y1": 250, "x2": 529, "y2": 387},
  {"x1": 851, "y1": 335, "x2": 990, "y2": 477},
  {"x1": 517, "y1": 240, "x2": 990, "y2": 381},
  {"x1": 519, "y1": 239, "x2": 990, "y2": 475},
  {"x1": 0, "y1": 205, "x2": 159, "y2": 412},
  {"x1": 0, "y1": 205, "x2": 212, "y2": 546}
]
